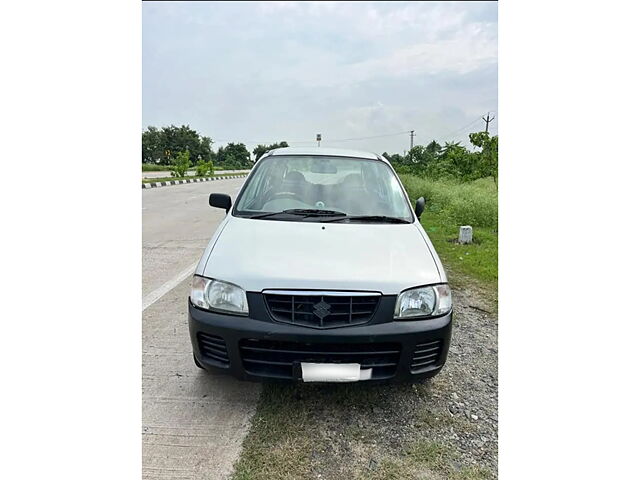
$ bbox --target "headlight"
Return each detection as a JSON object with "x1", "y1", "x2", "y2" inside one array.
[
  {"x1": 394, "y1": 284, "x2": 452, "y2": 319},
  {"x1": 190, "y1": 275, "x2": 248, "y2": 315}
]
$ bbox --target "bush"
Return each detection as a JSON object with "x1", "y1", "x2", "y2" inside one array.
[
  {"x1": 195, "y1": 159, "x2": 213, "y2": 177},
  {"x1": 170, "y1": 151, "x2": 190, "y2": 178},
  {"x1": 400, "y1": 175, "x2": 498, "y2": 230},
  {"x1": 388, "y1": 135, "x2": 497, "y2": 183}
]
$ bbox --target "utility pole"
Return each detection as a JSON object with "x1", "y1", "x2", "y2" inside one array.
[
  {"x1": 482, "y1": 112, "x2": 495, "y2": 133},
  {"x1": 409, "y1": 130, "x2": 415, "y2": 150}
]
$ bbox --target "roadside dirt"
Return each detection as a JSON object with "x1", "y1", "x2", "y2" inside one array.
[{"x1": 233, "y1": 279, "x2": 498, "y2": 479}]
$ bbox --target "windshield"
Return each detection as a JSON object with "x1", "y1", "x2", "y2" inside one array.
[{"x1": 234, "y1": 155, "x2": 414, "y2": 222}]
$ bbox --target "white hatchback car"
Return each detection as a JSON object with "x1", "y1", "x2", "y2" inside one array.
[{"x1": 189, "y1": 147, "x2": 452, "y2": 383}]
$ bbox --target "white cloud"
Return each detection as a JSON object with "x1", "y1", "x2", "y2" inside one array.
[{"x1": 143, "y1": 1, "x2": 498, "y2": 153}]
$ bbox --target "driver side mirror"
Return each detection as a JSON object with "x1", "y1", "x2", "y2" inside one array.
[
  {"x1": 415, "y1": 197, "x2": 426, "y2": 219},
  {"x1": 209, "y1": 193, "x2": 232, "y2": 213}
]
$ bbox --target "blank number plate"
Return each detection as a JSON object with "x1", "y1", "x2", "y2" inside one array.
[{"x1": 300, "y1": 363, "x2": 372, "y2": 382}]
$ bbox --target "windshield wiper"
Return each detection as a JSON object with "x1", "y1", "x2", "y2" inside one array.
[
  {"x1": 249, "y1": 209, "x2": 347, "y2": 219},
  {"x1": 321, "y1": 215, "x2": 411, "y2": 224}
]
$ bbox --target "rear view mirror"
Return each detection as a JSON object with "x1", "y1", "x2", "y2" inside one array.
[
  {"x1": 415, "y1": 197, "x2": 426, "y2": 219},
  {"x1": 310, "y1": 159, "x2": 337, "y2": 174},
  {"x1": 209, "y1": 193, "x2": 232, "y2": 213}
]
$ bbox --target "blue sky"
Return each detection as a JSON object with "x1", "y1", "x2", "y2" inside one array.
[{"x1": 143, "y1": 1, "x2": 497, "y2": 155}]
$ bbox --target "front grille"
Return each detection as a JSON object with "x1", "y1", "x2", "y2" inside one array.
[
  {"x1": 239, "y1": 338, "x2": 401, "y2": 380},
  {"x1": 197, "y1": 333, "x2": 230, "y2": 366},
  {"x1": 411, "y1": 340, "x2": 442, "y2": 372},
  {"x1": 264, "y1": 293, "x2": 380, "y2": 329}
]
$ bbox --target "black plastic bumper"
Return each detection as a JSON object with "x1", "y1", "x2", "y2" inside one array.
[{"x1": 188, "y1": 298, "x2": 453, "y2": 383}]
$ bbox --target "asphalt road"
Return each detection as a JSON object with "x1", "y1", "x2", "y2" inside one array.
[{"x1": 142, "y1": 178, "x2": 260, "y2": 480}]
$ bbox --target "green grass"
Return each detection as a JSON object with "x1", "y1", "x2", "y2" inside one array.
[
  {"x1": 232, "y1": 382, "x2": 418, "y2": 480},
  {"x1": 400, "y1": 175, "x2": 498, "y2": 289},
  {"x1": 231, "y1": 382, "x2": 495, "y2": 480},
  {"x1": 232, "y1": 385, "x2": 493, "y2": 480},
  {"x1": 404, "y1": 440, "x2": 492, "y2": 480},
  {"x1": 141, "y1": 173, "x2": 241, "y2": 184},
  {"x1": 401, "y1": 175, "x2": 498, "y2": 230},
  {"x1": 355, "y1": 439, "x2": 492, "y2": 480},
  {"x1": 142, "y1": 164, "x2": 174, "y2": 172},
  {"x1": 232, "y1": 385, "x2": 315, "y2": 480}
]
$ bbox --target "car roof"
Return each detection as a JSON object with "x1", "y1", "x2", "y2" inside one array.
[{"x1": 266, "y1": 146, "x2": 388, "y2": 164}]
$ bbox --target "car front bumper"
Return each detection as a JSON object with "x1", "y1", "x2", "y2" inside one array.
[{"x1": 188, "y1": 299, "x2": 453, "y2": 383}]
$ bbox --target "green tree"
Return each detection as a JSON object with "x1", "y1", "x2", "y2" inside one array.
[
  {"x1": 142, "y1": 125, "x2": 214, "y2": 166},
  {"x1": 383, "y1": 131, "x2": 496, "y2": 183},
  {"x1": 224, "y1": 153, "x2": 237, "y2": 168},
  {"x1": 425, "y1": 140, "x2": 442, "y2": 156},
  {"x1": 469, "y1": 132, "x2": 498, "y2": 185},
  {"x1": 252, "y1": 141, "x2": 289, "y2": 162},
  {"x1": 199, "y1": 136, "x2": 214, "y2": 162},
  {"x1": 170, "y1": 151, "x2": 190, "y2": 178},
  {"x1": 421, "y1": 142, "x2": 475, "y2": 180},
  {"x1": 216, "y1": 143, "x2": 251, "y2": 168},
  {"x1": 142, "y1": 126, "x2": 163, "y2": 164},
  {"x1": 382, "y1": 152, "x2": 406, "y2": 164}
]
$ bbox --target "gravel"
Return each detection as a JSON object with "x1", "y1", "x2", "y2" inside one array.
[{"x1": 233, "y1": 281, "x2": 498, "y2": 479}]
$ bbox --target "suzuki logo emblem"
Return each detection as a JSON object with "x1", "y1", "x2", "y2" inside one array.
[{"x1": 313, "y1": 300, "x2": 331, "y2": 319}]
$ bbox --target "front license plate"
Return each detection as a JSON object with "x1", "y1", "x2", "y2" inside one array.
[{"x1": 300, "y1": 363, "x2": 372, "y2": 383}]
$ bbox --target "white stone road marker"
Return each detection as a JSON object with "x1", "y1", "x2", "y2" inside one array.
[{"x1": 459, "y1": 225, "x2": 473, "y2": 244}]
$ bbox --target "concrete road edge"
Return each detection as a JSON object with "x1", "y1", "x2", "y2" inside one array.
[{"x1": 143, "y1": 174, "x2": 248, "y2": 189}]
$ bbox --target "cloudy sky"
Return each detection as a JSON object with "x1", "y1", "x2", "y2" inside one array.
[{"x1": 143, "y1": 1, "x2": 497, "y2": 156}]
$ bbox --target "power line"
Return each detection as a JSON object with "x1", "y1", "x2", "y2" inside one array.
[
  {"x1": 314, "y1": 131, "x2": 411, "y2": 143},
  {"x1": 438, "y1": 117, "x2": 485, "y2": 142},
  {"x1": 210, "y1": 117, "x2": 492, "y2": 148},
  {"x1": 211, "y1": 130, "x2": 411, "y2": 145}
]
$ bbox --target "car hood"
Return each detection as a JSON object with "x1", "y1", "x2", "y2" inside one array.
[{"x1": 200, "y1": 217, "x2": 443, "y2": 295}]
